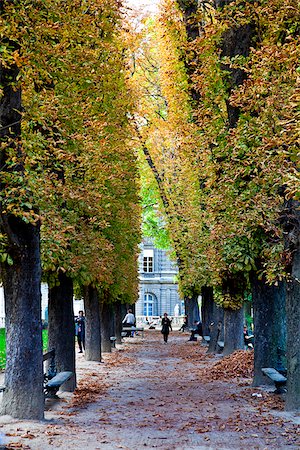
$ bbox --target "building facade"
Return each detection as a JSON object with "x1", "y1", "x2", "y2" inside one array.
[
  {"x1": 0, "y1": 239, "x2": 183, "y2": 327},
  {"x1": 136, "y1": 238, "x2": 183, "y2": 320}
]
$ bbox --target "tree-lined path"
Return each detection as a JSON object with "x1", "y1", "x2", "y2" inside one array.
[{"x1": 1, "y1": 332, "x2": 299, "y2": 449}]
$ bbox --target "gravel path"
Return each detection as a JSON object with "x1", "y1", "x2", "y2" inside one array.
[{"x1": 0, "y1": 331, "x2": 299, "y2": 449}]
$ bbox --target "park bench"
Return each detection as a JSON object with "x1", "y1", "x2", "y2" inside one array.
[
  {"x1": 110, "y1": 336, "x2": 117, "y2": 348},
  {"x1": 122, "y1": 327, "x2": 145, "y2": 338},
  {"x1": 203, "y1": 335, "x2": 211, "y2": 344},
  {"x1": 44, "y1": 349, "x2": 73, "y2": 398},
  {"x1": 0, "y1": 349, "x2": 74, "y2": 398},
  {"x1": 261, "y1": 368, "x2": 287, "y2": 394},
  {"x1": 217, "y1": 340, "x2": 224, "y2": 351}
]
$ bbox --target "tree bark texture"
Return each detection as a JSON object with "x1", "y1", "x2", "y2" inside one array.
[
  {"x1": 100, "y1": 293, "x2": 115, "y2": 353},
  {"x1": 220, "y1": 22, "x2": 254, "y2": 128},
  {"x1": 0, "y1": 219, "x2": 44, "y2": 419},
  {"x1": 223, "y1": 307, "x2": 244, "y2": 356},
  {"x1": 83, "y1": 285, "x2": 101, "y2": 362},
  {"x1": 176, "y1": 0, "x2": 201, "y2": 104},
  {"x1": 282, "y1": 200, "x2": 300, "y2": 411},
  {"x1": 251, "y1": 274, "x2": 286, "y2": 386},
  {"x1": 201, "y1": 286, "x2": 214, "y2": 336},
  {"x1": 114, "y1": 300, "x2": 123, "y2": 345},
  {"x1": 207, "y1": 304, "x2": 224, "y2": 354},
  {"x1": 48, "y1": 272, "x2": 76, "y2": 391},
  {"x1": 185, "y1": 292, "x2": 200, "y2": 328}
]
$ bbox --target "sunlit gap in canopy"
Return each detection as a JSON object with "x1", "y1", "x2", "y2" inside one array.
[{"x1": 124, "y1": 0, "x2": 161, "y2": 28}]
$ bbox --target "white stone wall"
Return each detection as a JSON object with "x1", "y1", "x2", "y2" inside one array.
[{"x1": 0, "y1": 284, "x2": 84, "y2": 327}]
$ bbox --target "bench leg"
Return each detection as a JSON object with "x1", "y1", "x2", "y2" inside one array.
[
  {"x1": 274, "y1": 382, "x2": 287, "y2": 394},
  {"x1": 44, "y1": 386, "x2": 59, "y2": 399}
]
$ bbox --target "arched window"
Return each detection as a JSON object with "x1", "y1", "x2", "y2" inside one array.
[{"x1": 144, "y1": 293, "x2": 157, "y2": 317}]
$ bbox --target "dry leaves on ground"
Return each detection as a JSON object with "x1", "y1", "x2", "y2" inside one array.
[
  {"x1": 199, "y1": 350, "x2": 254, "y2": 381},
  {"x1": 68, "y1": 375, "x2": 109, "y2": 410}
]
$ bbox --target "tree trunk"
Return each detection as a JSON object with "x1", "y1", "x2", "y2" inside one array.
[
  {"x1": 218, "y1": 1, "x2": 255, "y2": 128},
  {"x1": 0, "y1": 219, "x2": 44, "y2": 420},
  {"x1": 100, "y1": 292, "x2": 114, "y2": 353},
  {"x1": 286, "y1": 263, "x2": 300, "y2": 411},
  {"x1": 201, "y1": 286, "x2": 214, "y2": 336},
  {"x1": 185, "y1": 292, "x2": 200, "y2": 328},
  {"x1": 223, "y1": 307, "x2": 244, "y2": 356},
  {"x1": 114, "y1": 300, "x2": 123, "y2": 345},
  {"x1": 251, "y1": 274, "x2": 286, "y2": 386},
  {"x1": 207, "y1": 304, "x2": 224, "y2": 354},
  {"x1": 48, "y1": 272, "x2": 76, "y2": 391},
  {"x1": 83, "y1": 285, "x2": 101, "y2": 362},
  {"x1": 282, "y1": 200, "x2": 300, "y2": 411},
  {"x1": 0, "y1": 13, "x2": 44, "y2": 419}
]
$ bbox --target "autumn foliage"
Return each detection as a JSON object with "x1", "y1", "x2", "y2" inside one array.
[
  {"x1": 129, "y1": 0, "x2": 299, "y2": 307},
  {"x1": 1, "y1": 0, "x2": 141, "y2": 299}
]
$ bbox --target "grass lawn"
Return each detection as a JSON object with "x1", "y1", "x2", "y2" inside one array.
[{"x1": 0, "y1": 328, "x2": 48, "y2": 370}]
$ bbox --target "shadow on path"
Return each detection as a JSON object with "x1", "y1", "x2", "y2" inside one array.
[{"x1": 0, "y1": 331, "x2": 299, "y2": 449}]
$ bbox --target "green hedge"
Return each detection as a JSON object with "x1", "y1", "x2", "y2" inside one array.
[{"x1": 0, "y1": 328, "x2": 48, "y2": 370}]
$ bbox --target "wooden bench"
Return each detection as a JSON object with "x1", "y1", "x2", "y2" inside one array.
[
  {"x1": 0, "y1": 349, "x2": 74, "y2": 399},
  {"x1": 261, "y1": 367, "x2": 287, "y2": 394},
  {"x1": 122, "y1": 327, "x2": 144, "y2": 338},
  {"x1": 44, "y1": 349, "x2": 74, "y2": 398}
]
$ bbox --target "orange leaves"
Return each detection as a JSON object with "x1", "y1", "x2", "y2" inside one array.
[{"x1": 199, "y1": 350, "x2": 254, "y2": 382}]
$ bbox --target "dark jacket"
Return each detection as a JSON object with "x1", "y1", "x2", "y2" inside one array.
[{"x1": 161, "y1": 317, "x2": 172, "y2": 335}]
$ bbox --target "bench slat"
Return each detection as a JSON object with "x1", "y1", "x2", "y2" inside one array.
[
  {"x1": 43, "y1": 349, "x2": 55, "y2": 362},
  {"x1": 46, "y1": 371, "x2": 73, "y2": 388},
  {"x1": 262, "y1": 368, "x2": 287, "y2": 383},
  {"x1": 122, "y1": 327, "x2": 144, "y2": 331}
]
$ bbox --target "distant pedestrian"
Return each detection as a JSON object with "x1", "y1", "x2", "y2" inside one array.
[
  {"x1": 75, "y1": 310, "x2": 85, "y2": 353},
  {"x1": 122, "y1": 308, "x2": 136, "y2": 337},
  {"x1": 161, "y1": 313, "x2": 172, "y2": 343}
]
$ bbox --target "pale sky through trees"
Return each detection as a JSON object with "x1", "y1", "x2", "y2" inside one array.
[{"x1": 124, "y1": 0, "x2": 160, "y2": 16}]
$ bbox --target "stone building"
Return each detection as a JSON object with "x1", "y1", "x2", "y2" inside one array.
[{"x1": 136, "y1": 238, "x2": 183, "y2": 320}]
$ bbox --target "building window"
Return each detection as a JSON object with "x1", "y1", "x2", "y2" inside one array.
[
  {"x1": 144, "y1": 293, "x2": 155, "y2": 316},
  {"x1": 143, "y1": 256, "x2": 153, "y2": 272},
  {"x1": 143, "y1": 249, "x2": 154, "y2": 273}
]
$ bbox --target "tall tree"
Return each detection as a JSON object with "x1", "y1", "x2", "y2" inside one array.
[{"x1": 0, "y1": 0, "x2": 44, "y2": 419}]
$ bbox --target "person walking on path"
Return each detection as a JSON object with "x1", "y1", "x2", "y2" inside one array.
[
  {"x1": 75, "y1": 310, "x2": 85, "y2": 353},
  {"x1": 122, "y1": 308, "x2": 136, "y2": 337},
  {"x1": 161, "y1": 312, "x2": 172, "y2": 343}
]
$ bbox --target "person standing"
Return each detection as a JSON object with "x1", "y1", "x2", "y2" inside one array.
[
  {"x1": 161, "y1": 312, "x2": 172, "y2": 343},
  {"x1": 76, "y1": 310, "x2": 85, "y2": 353},
  {"x1": 122, "y1": 308, "x2": 135, "y2": 337}
]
